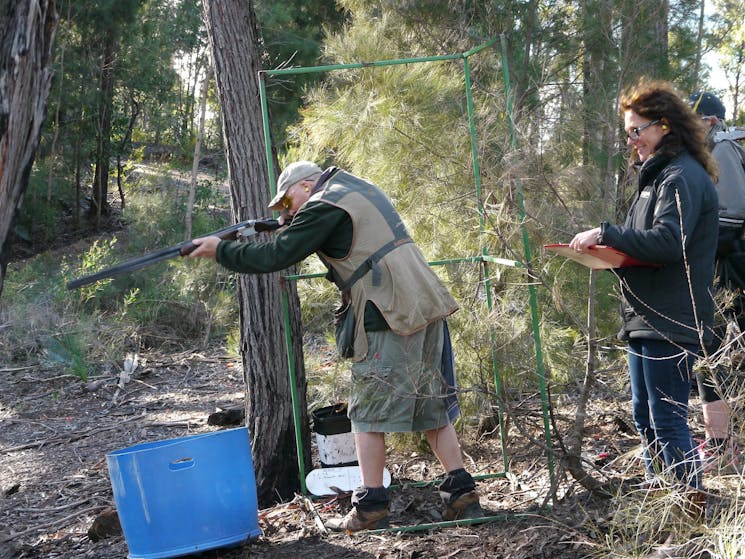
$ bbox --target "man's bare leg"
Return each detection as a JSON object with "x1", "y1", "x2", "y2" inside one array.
[
  {"x1": 425, "y1": 423, "x2": 465, "y2": 472},
  {"x1": 354, "y1": 431, "x2": 387, "y2": 487}
]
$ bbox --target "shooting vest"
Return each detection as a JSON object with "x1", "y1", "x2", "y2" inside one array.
[{"x1": 312, "y1": 171, "x2": 458, "y2": 361}]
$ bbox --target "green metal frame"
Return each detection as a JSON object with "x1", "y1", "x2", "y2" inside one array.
[{"x1": 256, "y1": 37, "x2": 554, "y2": 509}]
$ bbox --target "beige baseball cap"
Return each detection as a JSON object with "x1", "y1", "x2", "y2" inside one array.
[{"x1": 268, "y1": 161, "x2": 322, "y2": 210}]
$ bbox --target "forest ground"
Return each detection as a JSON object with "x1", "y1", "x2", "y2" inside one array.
[
  {"x1": 1, "y1": 164, "x2": 729, "y2": 558},
  {"x1": 1, "y1": 340, "x2": 661, "y2": 559}
]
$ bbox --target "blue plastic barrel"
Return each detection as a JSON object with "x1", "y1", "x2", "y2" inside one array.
[{"x1": 107, "y1": 427, "x2": 261, "y2": 559}]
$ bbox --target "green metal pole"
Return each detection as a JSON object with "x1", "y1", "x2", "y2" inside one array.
[
  {"x1": 499, "y1": 34, "x2": 556, "y2": 492},
  {"x1": 261, "y1": 39, "x2": 499, "y2": 80},
  {"x1": 258, "y1": 39, "x2": 513, "y2": 498},
  {"x1": 282, "y1": 256, "x2": 521, "y2": 282},
  {"x1": 260, "y1": 71, "x2": 306, "y2": 492},
  {"x1": 463, "y1": 54, "x2": 510, "y2": 473},
  {"x1": 262, "y1": 53, "x2": 463, "y2": 78},
  {"x1": 280, "y1": 283, "x2": 307, "y2": 494},
  {"x1": 258, "y1": 73, "x2": 277, "y2": 193},
  {"x1": 462, "y1": 37, "x2": 500, "y2": 58},
  {"x1": 367, "y1": 512, "x2": 519, "y2": 534}
]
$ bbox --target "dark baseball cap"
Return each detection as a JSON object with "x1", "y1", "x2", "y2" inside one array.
[{"x1": 689, "y1": 91, "x2": 726, "y2": 120}]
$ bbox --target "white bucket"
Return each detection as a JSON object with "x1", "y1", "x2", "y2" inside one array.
[{"x1": 311, "y1": 404, "x2": 358, "y2": 467}]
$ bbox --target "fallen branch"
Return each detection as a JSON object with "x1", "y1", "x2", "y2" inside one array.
[
  {"x1": 0, "y1": 413, "x2": 145, "y2": 454},
  {"x1": 300, "y1": 495, "x2": 328, "y2": 536},
  {"x1": 14, "y1": 497, "x2": 95, "y2": 514},
  {"x1": 0, "y1": 364, "x2": 39, "y2": 373},
  {"x1": 8, "y1": 504, "x2": 103, "y2": 539}
]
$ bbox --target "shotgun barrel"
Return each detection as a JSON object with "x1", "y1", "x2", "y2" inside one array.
[{"x1": 66, "y1": 218, "x2": 280, "y2": 290}]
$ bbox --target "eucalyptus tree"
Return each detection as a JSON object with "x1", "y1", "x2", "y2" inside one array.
[
  {"x1": 67, "y1": 0, "x2": 144, "y2": 224},
  {"x1": 111, "y1": 0, "x2": 206, "y2": 206},
  {"x1": 122, "y1": 0, "x2": 207, "y2": 147},
  {"x1": 37, "y1": 0, "x2": 203, "y2": 228},
  {"x1": 0, "y1": 0, "x2": 57, "y2": 300}
]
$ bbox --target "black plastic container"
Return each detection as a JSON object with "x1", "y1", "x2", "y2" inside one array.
[
  {"x1": 311, "y1": 403, "x2": 357, "y2": 467},
  {"x1": 312, "y1": 404, "x2": 352, "y2": 435}
]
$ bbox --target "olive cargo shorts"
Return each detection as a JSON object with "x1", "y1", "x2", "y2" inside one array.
[{"x1": 348, "y1": 320, "x2": 450, "y2": 433}]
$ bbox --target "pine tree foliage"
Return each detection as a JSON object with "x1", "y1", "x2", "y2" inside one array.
[
  {"x1": 255, "y1": 0, "x2": 348, "y2": 144},
  {"x1": 287, "y1": 12, "x2": 486, "y2": 253},
  {"x1": 273, "y1": 0, "x2": 739, "y2": 426}
]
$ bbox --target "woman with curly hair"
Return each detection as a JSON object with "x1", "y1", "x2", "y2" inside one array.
[{"x1": 570, "y1": 79, "x2": 718, "y2": 497}]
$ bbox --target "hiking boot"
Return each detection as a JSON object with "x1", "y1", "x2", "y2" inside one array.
[
  {"x1": 326, "y1": 506, "x2": 390, "y2": 533},
  {"x1": 326, "y1": 485, "x2": 390, "y2": 533},
  {"x1": 697, "y1": 438, "x2": 741, "y2": 475},
  {"x1": 438, "y1": 468, "x2": 483, "y2": 521},
  {"x1": 441, "y1": 490, "x2": 483, "y2": 521}
]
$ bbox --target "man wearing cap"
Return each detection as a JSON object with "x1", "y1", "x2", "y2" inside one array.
[
  {"x1": 189, "y1": 161, "x2": 483, "y2": 531},
  {"x1": 689, "y1": 91, "x2": 745, "y2": 473}
]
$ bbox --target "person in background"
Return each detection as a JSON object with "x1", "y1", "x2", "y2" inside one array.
[
  {"x1": 689, "y1": 91, "x2": 745, "y2": 473},
  {"x1": 570, "y1": 80, "x2": 718, "y2": 505},
  {"x1": 188, "y1": 161, "x2": 483, "y2": 531}
]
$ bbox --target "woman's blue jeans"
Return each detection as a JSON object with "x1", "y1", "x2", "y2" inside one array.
[{"x1": 628, "y1": 338, "x2": 701, "y2": 488}]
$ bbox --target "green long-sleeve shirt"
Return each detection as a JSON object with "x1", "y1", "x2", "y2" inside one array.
[{"x1": 216, "y1": 201, "x2": 388, "y2": 330}]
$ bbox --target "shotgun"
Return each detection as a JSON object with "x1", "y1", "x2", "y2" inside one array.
[{"x1": 66, "y1": 218, "x2": 281, "y2": 290}]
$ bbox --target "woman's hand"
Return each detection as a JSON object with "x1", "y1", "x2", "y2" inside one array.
[{"x1": 569, "y1": 227, "x2": 601, "y2": 252}]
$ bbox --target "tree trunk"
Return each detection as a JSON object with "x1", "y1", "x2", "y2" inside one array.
[
  {"x1": 185, "y1": 65, "x2": 210, "y2": 241},
  {"x1": 89, "y1": 32, "x2": 117, "y2": 224},
  {"x1": 508, "y1": 0, "x2": 539, "y2": 124},
  {"x1": 201, "y1": 0, "x2": 310, "y2": 507},
  {"x1": 563, "y1": 271, "x2": 604, "y2": 493},
  {"x1": 46, "y1": 2, "x2": 66, "y2": 205},
  {"x1": 582, "y1": 0, "x2": 616, "y2": 175},
  {"x1": 693, "y1": 0, "x2": 705, "y2": 88},
  {"x1": 559, "y1": 0, "x2": 618, "y2": 493},
  {"x1": 73, "y1": 81, "x2": 84, "y2": 230},
  {"x1": 729, "y1": 45, "x2": 743, "y2": 120},
  {"x1": 0, "y1": 0, "x2": 58, "y2": 299},
  {"x1": 116, "y1": 96, "x2": 140, "y2": 211}
]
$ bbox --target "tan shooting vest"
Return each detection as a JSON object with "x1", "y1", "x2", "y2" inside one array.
[{"x1": 313, "y1": 171, "x2": 458, "y2": 361}]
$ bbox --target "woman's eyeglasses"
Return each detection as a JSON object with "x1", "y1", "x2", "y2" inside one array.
[{"x1": 626, "y1": 119, "x2": 660, "y2": 141}]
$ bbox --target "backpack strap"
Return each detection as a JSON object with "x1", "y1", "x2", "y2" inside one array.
[{"x1": 735, "y1": 141, "x2": 745, "y2": 173}]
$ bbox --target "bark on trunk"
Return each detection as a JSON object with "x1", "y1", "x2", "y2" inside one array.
[
  {"x1": 201, "y1": 0, "x2": 310, "y2": 507},
  {"x1": 0, "y1": 0, "x2": 58, "y2": 299}
]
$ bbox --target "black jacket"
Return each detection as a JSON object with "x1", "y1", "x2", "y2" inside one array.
[{"x1": 603, "y1": 150, "x2": 718, "y2": 345}]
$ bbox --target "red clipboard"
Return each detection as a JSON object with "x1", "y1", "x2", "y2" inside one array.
[{"x1": 544, "y1": 244, "x2": 660, "y2": 270}]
